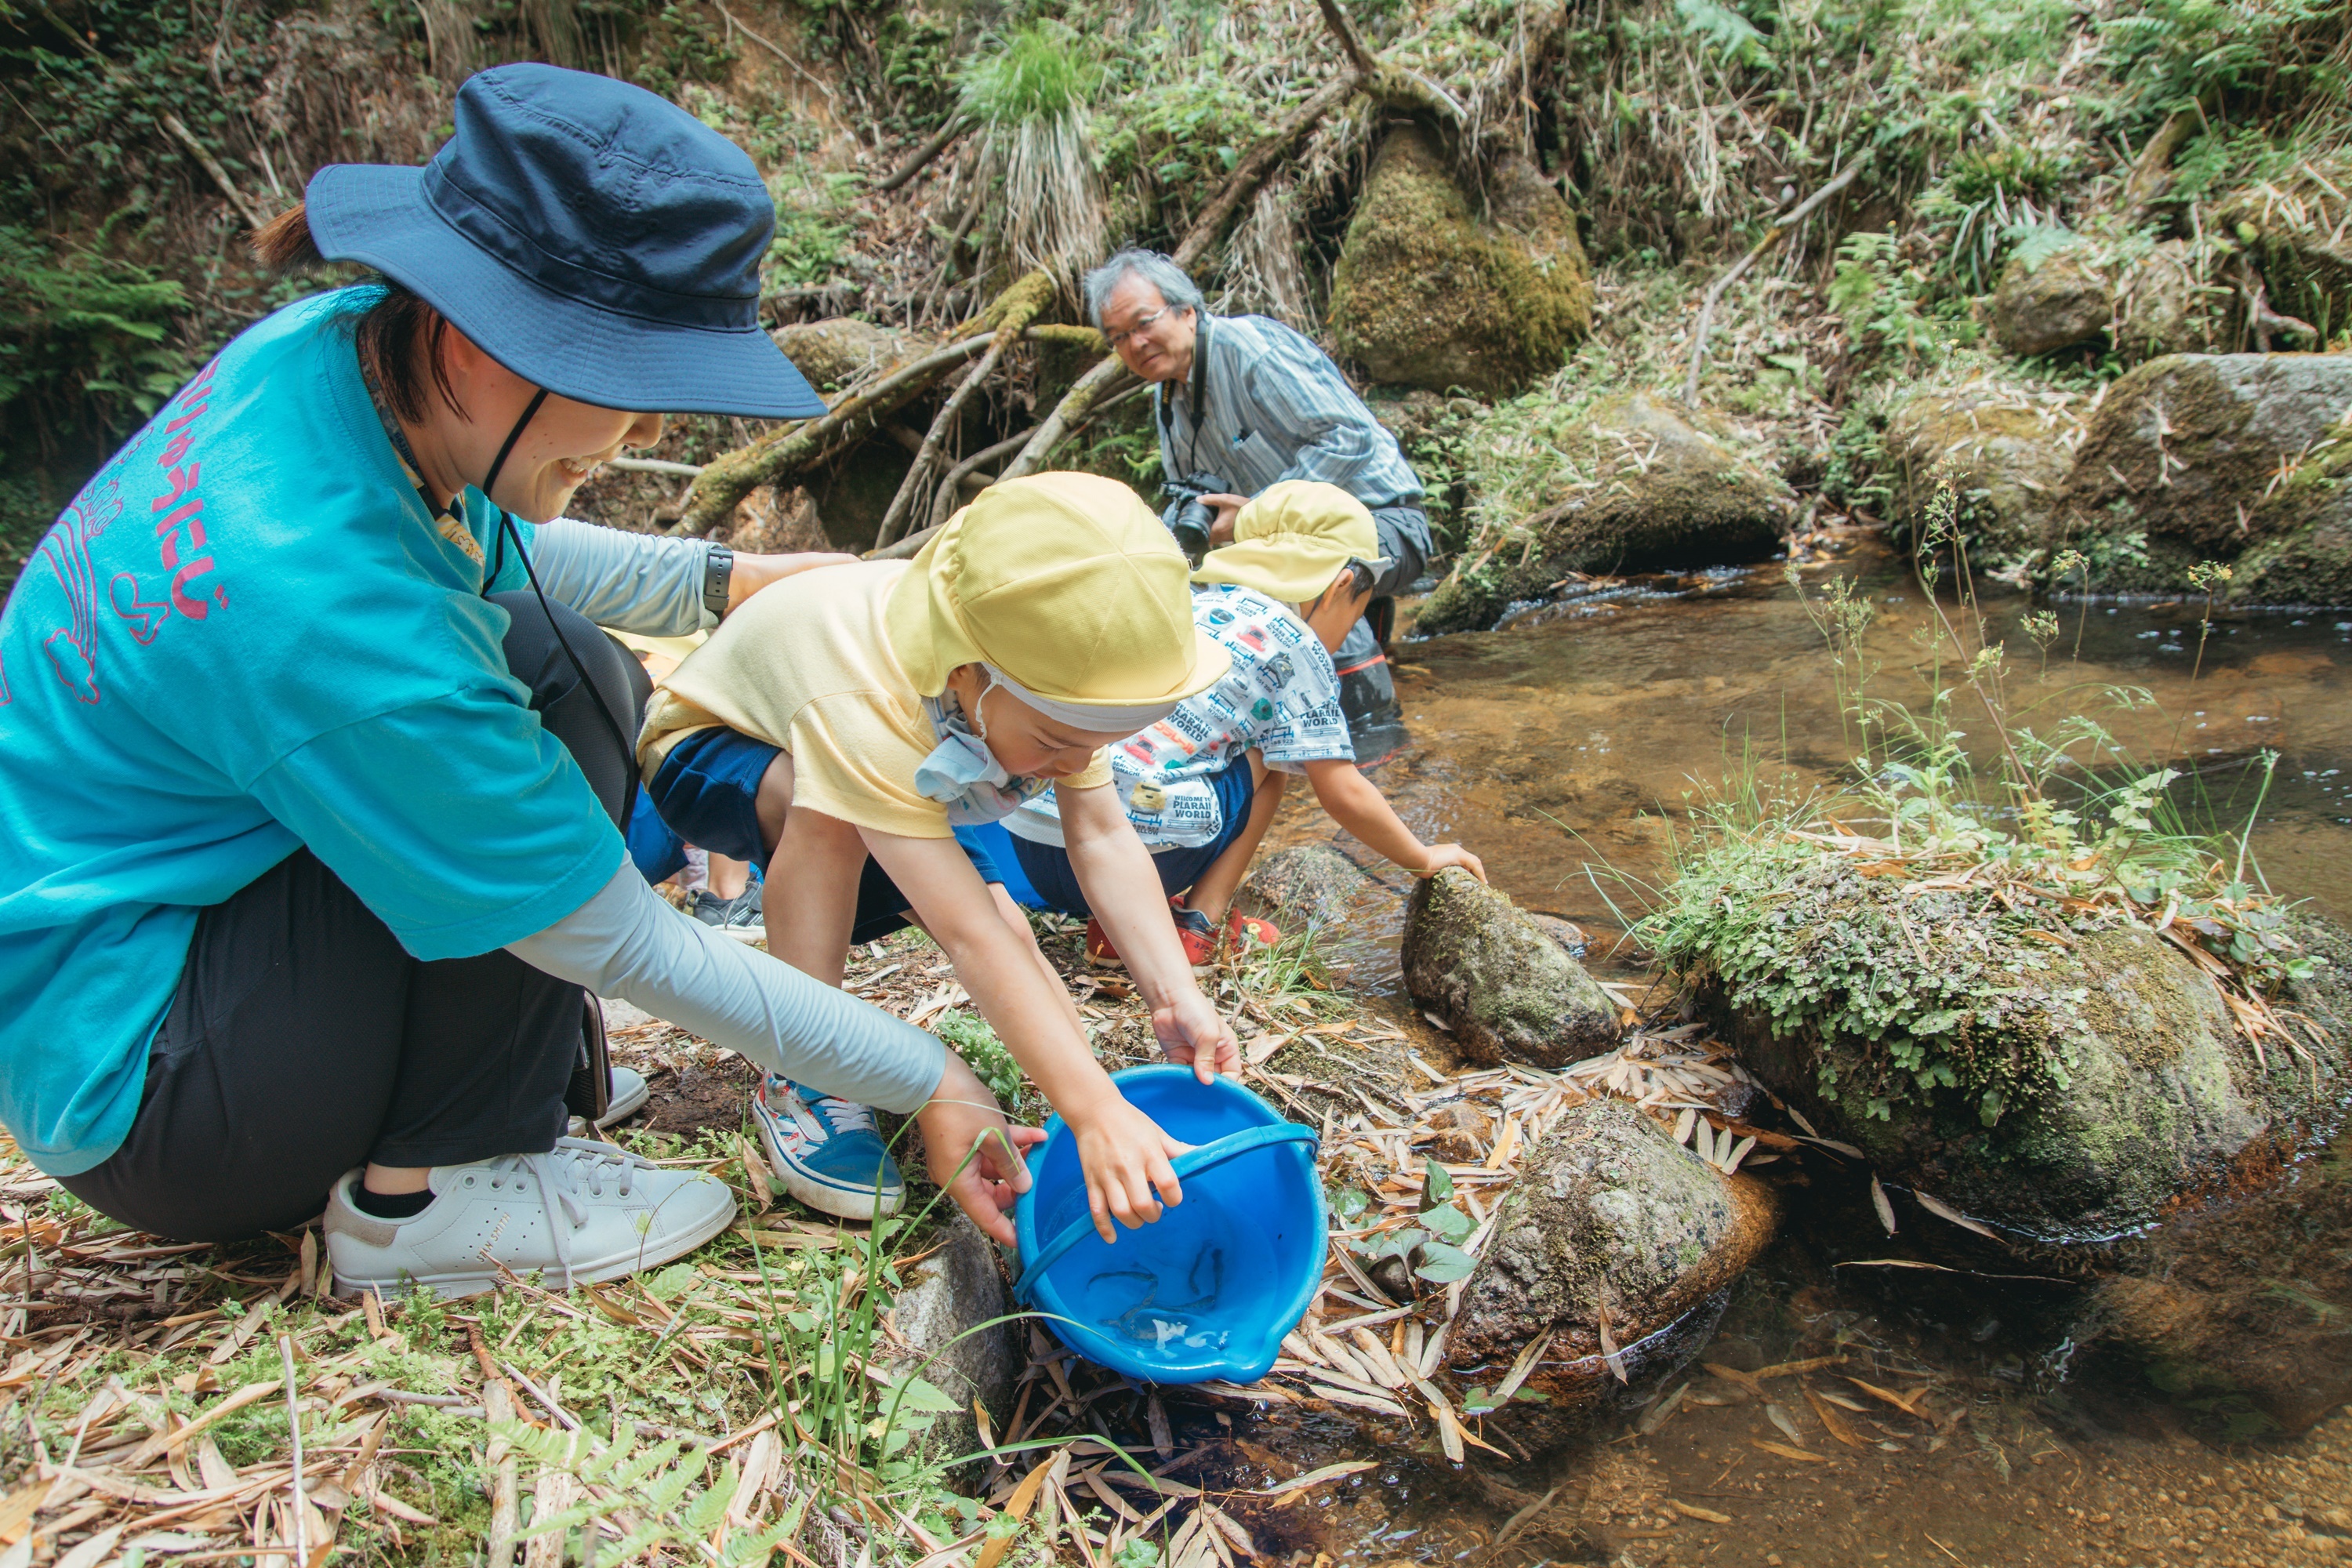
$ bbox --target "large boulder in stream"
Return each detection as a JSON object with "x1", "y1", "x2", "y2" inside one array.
[
  {"x1": 1443, "y1": 1098, "x2": 1778, "y2": 1452},
  {"x1": 1329, "y1": 125, "x2": 1592, "y2": 397},
  {"x1": 1690, "y1": 854, "x2": 2352, "y2": 1242},
  {"x1": 1402, "y1": 869, "x2": 1621, "y2": 1068},
  {"x1": 2053, "y1": 351, "x2": 2352, "y2": 600},
  {"x1": 1414, "y1": 393, "x2": 1795, "y2": 633}
]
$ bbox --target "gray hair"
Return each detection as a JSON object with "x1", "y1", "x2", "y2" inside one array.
[{"x1": 1082, "y1": 249, "x2": 1204, "y2": 328}]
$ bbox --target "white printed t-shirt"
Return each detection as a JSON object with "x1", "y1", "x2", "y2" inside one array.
[{"x1": 1005, "y1": 584, "x2": 1352, "y2": 850}]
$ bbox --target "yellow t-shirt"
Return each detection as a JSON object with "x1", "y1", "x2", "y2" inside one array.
[{"x1": 637, "y1": 560, "x2": 1110, "y2": 840}]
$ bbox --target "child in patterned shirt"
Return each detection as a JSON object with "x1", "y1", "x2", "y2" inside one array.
[{"x1": 1003, "y1": 481, "x2": 1484, "y2": 967}]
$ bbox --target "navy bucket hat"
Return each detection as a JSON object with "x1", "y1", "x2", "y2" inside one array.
[{"x1": 305, "y1": 63, "x2": 826, "y2": 419}]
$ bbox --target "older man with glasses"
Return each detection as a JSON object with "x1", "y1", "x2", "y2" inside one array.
[{"x1": 1082, "y1": 249, "x2": 1432, "y2": 767}]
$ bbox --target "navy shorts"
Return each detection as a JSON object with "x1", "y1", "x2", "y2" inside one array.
[
  {"x1": 641, "y1": 725, "x2": 1004, "y2": 946},
  {"x1": 1010, "y1": 760, "x2": 1255, "y2": 919}
]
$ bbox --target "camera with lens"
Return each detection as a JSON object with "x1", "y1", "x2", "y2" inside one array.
[{"x1": 1161, "y1": 472, "x2": 1228, "y2": 567}]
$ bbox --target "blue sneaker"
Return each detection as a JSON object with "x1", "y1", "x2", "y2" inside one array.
[{"x1": 751, "y1": 1075, "x2": 905, "y2": 1220}]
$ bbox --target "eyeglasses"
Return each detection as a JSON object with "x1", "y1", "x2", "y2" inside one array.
[{"x1": 1105, "y1": 305, "x2": 1178, "y2": 352}]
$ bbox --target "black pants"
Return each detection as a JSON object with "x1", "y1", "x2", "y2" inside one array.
[{"x1": 60, "y1": 593, "x2": 652, "y2": 1243}]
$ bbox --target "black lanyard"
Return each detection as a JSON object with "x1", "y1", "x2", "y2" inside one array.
[{"x1": 1156, "y1": 313, "x2": 1213, "y2": 478}]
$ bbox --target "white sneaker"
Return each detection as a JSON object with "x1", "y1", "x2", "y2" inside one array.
[
  {"x1": 324, "y1": 1138, "x2": 735, "y2": 1300},
  {"x1": 597, "y1": 1065, "x2": 650, "y2": 1127}
]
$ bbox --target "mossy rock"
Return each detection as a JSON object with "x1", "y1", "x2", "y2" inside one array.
[
  {"x1": 1885, "y1": 386, "x2": 2082, "y2": 572},
  {"x1": 2055, "y1": 352, "x2": 2352, "y2": 595},
  {"x1": 1708, "y1": 913, "x2": 2350, "y2": 1243},
  {"x1": 1444, "y1": 1098, "x2": 1778, "y2": 1453},
  {"x1": 1413, "y1": 392, "x2": 1794, "y2": 633},
  {"x1": 1328, "y1": 125, "x2": 1592, "y2": 398},
  {"x1": 1401, "y1": 867, "x2": 1620, "y2": 1068},
  {"x1": 2231, "y1": 415, "x2": 2352, "y2": 605},
  {"x1": 1991, "y1": 249, "x2": 2112, "y2": 358}
]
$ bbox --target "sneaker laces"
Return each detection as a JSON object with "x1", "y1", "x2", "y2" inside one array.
[
  {"x1": 768, "y1": 1077, "x2": 880, "y2": 1144},
  {"x1": 478, "y1": 1138, "x2": 645, "y2": 1291}
]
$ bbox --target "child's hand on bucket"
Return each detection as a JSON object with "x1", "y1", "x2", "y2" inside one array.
[
  {"x1": 1151, "y1": 989, "x2": 1240, "y2": 1083},
  {"x1": 1071, "y1": 1091, "x2": 1193, "y2": 1243},
  {"x1": 916, "y1": 1056, "x2": 1046, "y2": 1247}
]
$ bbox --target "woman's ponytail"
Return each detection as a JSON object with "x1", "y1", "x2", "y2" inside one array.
[{"x1": 249, "y1": 201, "x2": 460, "y2": 424}]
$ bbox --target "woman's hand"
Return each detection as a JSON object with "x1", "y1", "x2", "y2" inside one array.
[
  {"x1": 913, "y1": 1054, "x2": 1043, "y2": 1246},
  {"x1": 726, "y1": 550, "x2": 860, "y2": 615},
  {"x1": 1413, "y1": 844, "x2": 1487, "y2": 882},
  {"x1": 1068, "y1": 1091, "x2": 1189, "y2": 1243},
  {"x1": 1152, "y1": 987, "x2": 1240, "y2": 1083}
]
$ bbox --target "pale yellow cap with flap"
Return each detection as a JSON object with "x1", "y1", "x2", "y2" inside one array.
[
  {"x1": 1189, "y1": 481, "x2": 1385, "y2": 604},
  {"x1": 885, "y1": 472, "x2": 1231, "y2": 721}
]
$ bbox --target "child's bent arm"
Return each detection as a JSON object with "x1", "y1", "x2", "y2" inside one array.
[
  {"x1": 1301, "y1": 758, "x2": 1487, "y2": 882},
  {"x1": 1058, "y1": 782, "x2": 1242, "y2": 1081},
  {"x1": 863, "y1": 826, "x2": 1187, "y2": 1240}
]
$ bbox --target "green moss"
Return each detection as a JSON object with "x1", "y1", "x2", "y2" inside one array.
[{"x1": 1328, "y1": 126, "x2": 1592, "y2": 397}]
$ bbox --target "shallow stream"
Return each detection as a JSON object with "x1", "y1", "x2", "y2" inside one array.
[{"x1": 1149, "y1": 534, "x2": 2352, "y2": 1568}]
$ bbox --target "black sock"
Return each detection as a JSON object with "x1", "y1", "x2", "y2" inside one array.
[{"x1": 353, "y1": 1184, "x2": 434, "y2": 1220}]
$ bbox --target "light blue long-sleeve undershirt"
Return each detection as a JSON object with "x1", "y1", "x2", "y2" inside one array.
[{"x1": 528, "y1": 518, "x2": 718, "y2": 636}]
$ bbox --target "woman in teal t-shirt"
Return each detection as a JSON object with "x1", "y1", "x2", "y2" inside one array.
[{"x1": 0, "y1": 64, "x2": 1029, "y2": 1298}]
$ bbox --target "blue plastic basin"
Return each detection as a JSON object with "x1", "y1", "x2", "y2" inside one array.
[{"x1": 1013, "y1": 1066, "x2": 1324, "y2": 1385}]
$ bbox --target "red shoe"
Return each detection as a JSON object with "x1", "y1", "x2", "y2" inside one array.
[
  {"x1": 1224, "y1": 909, "x2": 1281, "y2": 952},
  {"x1": 1083, "y1": 918, "x2": 1125, "y2": 969},
  {"x1": 1090, "y1": 905, "x2": 1224, "y2": 972}
]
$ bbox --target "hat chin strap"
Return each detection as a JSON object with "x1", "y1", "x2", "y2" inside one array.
[{"x1": 479, "y1": 387, "x2": 550, "y2": 506}]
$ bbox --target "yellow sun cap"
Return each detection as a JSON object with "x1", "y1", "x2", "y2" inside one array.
[
  {"x1": 1189, "y1": 481, "x2": 1386, "y2": 604},
  {"x1": 885, "y1": 472, "x2": 1232, "y2": 722}
]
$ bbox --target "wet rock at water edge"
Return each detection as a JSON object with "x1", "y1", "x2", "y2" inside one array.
[
  {"x1": 1328, "y1": 124, "x2": 1592, "y2": 399},
  {"x1": 1443, "y1": 1098, "x2": 1779, "y2": 1454},
  {"x1": 879, "y1": 1209, "x2": 1020, "y2": 1490},
  {"x1": 1884, "y1": 384, "x2": 2082, "y2": 573},
  {"x1": 1414, "y1": 392, "x2": 1795, "y2": 633},
  {"x1": 1990, "y1": 249, "x2": 2113, "y2": 358},
  {"x1": 1240, "y1": 842, "x2": 1385, "y2": 935},
  {"x1": 1401, "y1": 868, "x2": 1621, "y2": 1069},
  {"x1": 2054, "y1": 351, "x2": 2352, "y2": 598}
]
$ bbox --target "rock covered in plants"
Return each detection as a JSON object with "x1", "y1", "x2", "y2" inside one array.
[
  {"x1": 1884, "y1": 384, "x2": 2082, "y2": 571},
  {"x1": 2217, "y1": 176, "x2": 2352, "y2": 350},
  {"x1": 878, "y1": 1209, "x2": 1020, "y2": 1490},
  {"x1": 1414, "y1": 392, "x2": 1795, "y2": 633},
  {"x1": 1673, "y1": 840, "x2": 2352, "y2": 1241},
  {"x1": 1401, "y1": 868, "x2": 1620, "y2": 1068},
  {"x1": 2054, "y1": 352, "x2": 2352, "y2": 597},
  {"x1": 1328, "y1": 125, "x2": 1592, "y2": 398},
  {"x1": 1443, "y1": 1098, "x2": 1778, "y2": 1451},
  {"x1": 1990, "y1": 249, "x2": 2112, "y2": 358}
]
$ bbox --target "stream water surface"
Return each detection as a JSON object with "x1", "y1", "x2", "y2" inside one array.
[{"x1": 1152, "y1": 534, "x2": 2352, "y2": 1568}]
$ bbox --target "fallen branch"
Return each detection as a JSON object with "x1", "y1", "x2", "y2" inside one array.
[
  {"x1": 1682, "y1": 156, "x2": 1867, "y2": 403},
  {"x1": 998, "y1": 358, "x2": 1138, "y2": 485},
  {"x1": 875, "y1": 114, "x2": 974, "y2": 194},
  {"x1": 876, "y1": 271, "x2": 1054, "y2": 549},
  {"x1": 712, "y1": 1, "x2": 838, "y2": 107},
  {"x1": 2124, "y1": 105, "x2": 2201, "y2": 219},
  {"x1": 675, "y1": 332, "x2": 993, "y2": 536},
  {"x1": 1171, "y1": 71, "x2": 1364, "y2": 273}
]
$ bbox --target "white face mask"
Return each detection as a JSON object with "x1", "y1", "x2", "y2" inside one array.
[{"x1": 913, "y1": 671, "x2": 1054, "y2": 826}]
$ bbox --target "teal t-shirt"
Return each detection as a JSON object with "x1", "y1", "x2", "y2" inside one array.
[{"x1": 0, "y1": 289, "x2": 626, "y2": 1177}]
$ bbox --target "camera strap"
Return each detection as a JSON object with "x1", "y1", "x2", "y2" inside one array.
[{"x1": 1156, "y1": 312, "x2": 1214, "y2": 479}]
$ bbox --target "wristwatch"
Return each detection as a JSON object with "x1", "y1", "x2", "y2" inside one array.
[{"x1": 702, "y1": 543, "x2": 734, "y2": 621}]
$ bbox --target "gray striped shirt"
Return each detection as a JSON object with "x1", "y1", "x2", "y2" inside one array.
[{"x1": 1154, "y1": 314, "x2": 1422, "y2": 509}]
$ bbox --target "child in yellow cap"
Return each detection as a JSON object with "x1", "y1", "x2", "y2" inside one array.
[
  {"x1": 637, "y1": 474, "x2": 1239, "y2": 1246},
  {"x1": 1002, "y1": 481, "x2": 1484, "y2": 966}
]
